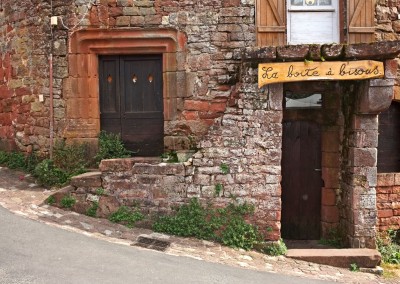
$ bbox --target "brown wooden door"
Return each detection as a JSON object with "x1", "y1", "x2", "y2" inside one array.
[
  {"x1": 99, "y1": 55, "x2": 163, "y2": 156},
  {"x1": 378, "y1": 102, "x2": 400, "y2": 173},
  {"x1": 281, "y1": 120, "x2": 322, "y2": 240}
]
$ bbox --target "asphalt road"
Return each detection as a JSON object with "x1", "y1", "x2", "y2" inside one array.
[{"x1": 0, "y1": 206, "x2": 333, "y2": 284}]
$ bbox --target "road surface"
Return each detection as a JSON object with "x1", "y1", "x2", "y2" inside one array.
[{"x1": 0, "y1": 206, "x2": 332, "y2": 284}]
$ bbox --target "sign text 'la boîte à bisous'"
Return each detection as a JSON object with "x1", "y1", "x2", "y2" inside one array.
[{"x1": 258, "y1": 60, "x2": 384, "y2": 87}]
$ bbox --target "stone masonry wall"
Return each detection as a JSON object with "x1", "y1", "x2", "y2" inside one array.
[
  {"x1": 0, "y1": 1, "x2": 60, "y2": 154},
  {"x1": 1, "y1": 0, "x2": 400, "y2": 155},
  {"x1": 376, "y1": 173, "x2": 400, "y2": 231}
]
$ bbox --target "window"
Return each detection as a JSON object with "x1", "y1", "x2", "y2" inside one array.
[
  {"x1": 287, "y1": 0, "x2": 339, "y2": 44},
  {"x1": 256, "y1": 0, "x2": 375, "y2": 46}
]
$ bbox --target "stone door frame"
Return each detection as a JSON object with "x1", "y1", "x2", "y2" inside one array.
[{"x1": 63, "y1": 28, "x2": 186, "y2": 148}]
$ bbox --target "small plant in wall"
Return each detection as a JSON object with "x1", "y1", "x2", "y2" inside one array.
[
  {"x1": 214, "y1": 183, "x2": 223, "y2": 197},
  {"x1": 60, "y1": 195, "x2": 76, "y2": 209},
  {"x1": 86, "y1": 201, "x2": 99, "y2": 217},
  {"x1": 220, "y1": 163, "x2": 230, "y2": 174}
]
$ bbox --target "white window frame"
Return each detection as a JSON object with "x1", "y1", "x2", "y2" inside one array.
[{"x1": 287, "y1": 0, "x2": 339, "y2": 44}]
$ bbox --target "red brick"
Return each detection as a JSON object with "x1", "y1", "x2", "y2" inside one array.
[
  {"x1": 377, "y1": 194, "x2": 389, "y2": 202},
  {"x1": 109, "y1": 7, "x2": 123, "y2": 17},
  {"x1": 394, "y1": 209, "x2": 400, "y2": 216},
  {"x1": 376, "y1": 186, "x2": 392, "y2": 194},
  {"x1": 184, "y1": 100, "x2": 210, "y2": 111},
  {"x1": 182, "y1": 111, "x2": 198, "y2": 120},
  {"x1": 377, "y1": 173, "x2": 395, "y2": 187},
  {"x1": 377, "y1": 202, "x2": 393, "y2": 209},
  {"x1": 378, "y1": 209, "x2": 393, "y2": 218},
  {"x1": 209, "y1": 102, "x2": 227, "y2": 112},
  {"x1": 222, "y1": 0, "x2": 240, "y2": 7},
  {"x1": 198, "y1": 112, "x2": 222, "y2": 119},
  {"x1": 393, "y1": 186, "x2": 400, "y2": 194}
]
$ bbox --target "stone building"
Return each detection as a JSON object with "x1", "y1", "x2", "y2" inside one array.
[{"x1": 1, "y1": 0, "x2": 400, "y2": 248}]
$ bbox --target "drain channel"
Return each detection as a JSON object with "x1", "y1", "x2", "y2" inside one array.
[{"x1": 132, "y1": 236, "x2": 170, "y2": 252}]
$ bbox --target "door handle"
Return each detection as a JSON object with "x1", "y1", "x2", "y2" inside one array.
[{"x1": 314, "y1": 169, "x2": 322, "y2": 171}]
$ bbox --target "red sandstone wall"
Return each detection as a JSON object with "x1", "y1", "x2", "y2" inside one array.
[{"x1": 376, "y1": 173, "x2": 400, "y2": 231}]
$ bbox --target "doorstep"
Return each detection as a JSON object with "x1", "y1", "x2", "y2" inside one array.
[{"x1": 286, "y1": 248, "x2": 381, "y2": 269}]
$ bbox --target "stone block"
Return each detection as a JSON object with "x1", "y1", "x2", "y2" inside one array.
[
  {"x1": 277, "y1": 45, "x2": 310, "y2": 61},
  {"x1": 116, "y1": 16, "x2": 130, "y2": 26},
  {"x1": 70, "y1": 172, "x2": 102, "y2": 188},
  {"x1": 344, "y1": 41, "x2": 400, "y2": 60},
  {"x1": 321, "y1": 44, "x2": 344, "y2": 59},
  {"x1": 322, "y1": 188, "x2": 336, "y2": 206},
  {"x1": 287, "y1": 249, "x2": 381, "y2": 268},
  {"x1": 51, "y1": 185, "x2": 75, "y2": 205},
  {"x1": 267, "y1": 84, "x2": 283, "y2": 111},
  {"x1": 384, "y1": 59, "x2": 398, "y2": 79},
  {"x1": 394, "y1": 173, "x2": 400, "y2": 185},
  {"x1": 357, "y1": 81, "x2": 393, "y2": 114},
  {"x1": 321, "y1": 205, "x2": 339, "y2": 223},
  {"x1": 97, "y1": 195, "x2": 121, "y2": 218},
  {"x1": 240, "y1": 46, "x2": 276, "y2": 61},
  {"x1": 99, "y1": 158, "x2": 135, "y2": 172},
  {"x1": 352, "y1": 115, "x2": 378, "y2": 130},
  {"x1": 378, "y1": 209, "x2": 393, "y2": 218}
]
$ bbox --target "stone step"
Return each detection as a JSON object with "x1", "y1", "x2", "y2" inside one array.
[
  {"x1": 70, "y1": 171, "x2": 102, "y2": 188},
  {"x1": 286, "y1": 248, "x2": 381, "y2": 268}
]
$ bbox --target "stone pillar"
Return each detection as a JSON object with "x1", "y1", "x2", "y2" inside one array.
[
  {"x1": 343, "y1": 74, "x2": 394, "y2": 248},
  {"x1": 344, "y1": 113, "x2": 379, "y2": 248}
]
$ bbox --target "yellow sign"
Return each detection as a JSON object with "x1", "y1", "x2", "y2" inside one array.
[{"x1": 258, "y1": 60, "x2": 384, "y2": 87}]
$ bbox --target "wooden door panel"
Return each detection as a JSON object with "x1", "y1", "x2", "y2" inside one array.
[
  {"x1": 122, "y1": 118, "x2": 164, "y2": 156},
  {"x1": 348, "y1": 0, "x2": 375, "y2": 43},
  {"x1": 282, "y1": 121, "x2": 322, "y2": 240},
  {"x1": 99, "y1": 56, "x2": 120, "y2": 119},
  {"x1": 99, "y1": 55, "x2": 164, "y2": 156},
  {"x1": 378, "y1": 102, "x2": 400, "y2": 172}
]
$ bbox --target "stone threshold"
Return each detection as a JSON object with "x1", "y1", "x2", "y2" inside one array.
[{"x1": 286, "y1": 248, "x2": 381, "y2": 270}]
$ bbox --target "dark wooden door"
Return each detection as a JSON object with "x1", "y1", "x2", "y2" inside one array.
[
  {"x1": 99, "y1": 55, "x2": 163, "y2": 156},
  {"x1": 378, "y1": 102, "x2": 400, "y2": 172},
  {"x1": 281, "y1": 120, "x2": 322, "y2": 240}
]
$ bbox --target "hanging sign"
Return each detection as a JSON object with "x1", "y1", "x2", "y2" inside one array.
[{"x1": 258, "y1": 60, "x2": 384, "y2": 88}]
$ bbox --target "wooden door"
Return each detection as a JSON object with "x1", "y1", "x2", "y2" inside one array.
[
  {"x1": 281, "y1": 120, "x2": 322, "y2": 240},
  {"x1": 378, "y1": 102, "x2": 400, "y2": 173},
  {"x1": 99, "y1": 55, "x2": 163, "y2": 156}
]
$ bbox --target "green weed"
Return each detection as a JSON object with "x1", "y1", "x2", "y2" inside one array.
[
  {"x1": 220, "y1": 163, "x2": 230, "y2": 174},
  {"x1": 153, "y1": 198, "x2": 261, "y2": 251},
  {"x1": 45, "y1": 195, "x2": 56, "y2": 205},
  {"x1": 109, "y1": 206, "x2": 144, "y2": 228},
  {"x1": 34, "y1": 159, "x2": 69, "y2": 187},
  {"x1": 53, "y1": 140, "x2": 88, "y2": 176},
  {"x1": 86, "y1": 201, "x2": 99, "y2": 217},
  {"x1": 60, "y1": 195, "x2": 76, "y2": 208},
  {"x1": 95, "y1": 131, "x2": 132, "y2": 164},
  {"x1": 214, "y1": 184, "x2": 223, "y2": 196},
  {"x1": 261, "y1": 238, "x2": 288, "y2": 256},
  {"x1": 350, "y1": 263, "x2": 359, "y2": 272},
  {"x1": 378, "y1": 229, "x2": 400, "y2": 264}
]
